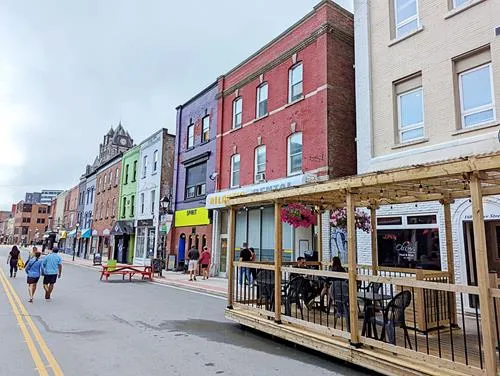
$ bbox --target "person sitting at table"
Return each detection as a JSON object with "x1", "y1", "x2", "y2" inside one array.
[
  {"x1": 295, "y1": 256, "x2": 308, "y2": 269},
  {"x1": 319, "y1": 256, "x2": 346, "y2": 310}
]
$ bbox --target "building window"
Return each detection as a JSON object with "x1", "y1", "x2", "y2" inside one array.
[
  {"x1": 287, "y1": 132, "x2": 302, "y2": 176},
  {"x1": 105, "y1": 200, "x2": 109, "y2": 218},
  {"x1": 153, "y1": 150, "x2": 158, "y2": 172},
  {"x1": 185, "y1": 163, "x2": 207, "y2": 199},
  {"x1": 395, "y1": 74, "x2": 424, "y2": 143},
  {"x1": 230, "y1": 154, "x2": 240, "y2": 188},
  {"x1": 394, "y1": 0, "x2": 419, "y2": 39},
  {"x1": 122, "y1": 197, "x2": 127, "y2": 218},
  {"x1": 140, "y1": 193, "x2": 145, "y2": 214},
  {"x1": 112, "y1": 198, "x2": 116, "y2": 217},
  {"x1": 142, "y1": 155, "x2": 148, "y2": 178},
  {"x1": 452, "y1": 0, "x2": 469, "y2": 8},
  {"x1": 288, "y1": 63, "x2": 303, "y2": 103},
  {"x1": 125, "y1": 164, "x2": 129, "y2": 184},
  {"x1": 459, "y1": 63, "x2": 495, "y2": 128},
  {"x1": 256, "y1": 83, "x2": 268, "y2": 117},
  {"x1": 202, "y1": 115, "x2": 210, "y2": 142},
  {"x1": 232, "y1": 97, "x2": 242, "y2": 129},
  {"x1": 151, "y1": 190, "x2": 155, "y2": 215},
  {"x1": 90, "y1": 188, "x2": 94, "y2": 204},
  {"x1": 115, "y1": 168, "x2": 119, "y2": 186},
  {"x1": 254, "y1": 146, "x2": 266, "y2": 183},
  {"x1": 132, "y1": 161, "x2": 137, "y2": 182},
  {"x1": 131, "y1": 195, "x2": 135, "y2": 216},
  {"x1": 100, "y1": 202, "x2": 104, "y2": 220},
  {"x1": 187, "y1": 124, "x2": 194, "y2": 149},
  {"x1": 377, "y1": 214, "x2": 440, "y2": 270},
  {"x1": 104, "y1": 174, "x2": 108, "y2": 190}
]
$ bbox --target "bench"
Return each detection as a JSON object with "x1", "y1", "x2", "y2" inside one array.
[{"x1": 100, "y1": 262, "x2": 153, "y2": 282}]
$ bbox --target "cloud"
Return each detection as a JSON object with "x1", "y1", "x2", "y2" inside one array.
[{"x1": 0, "y1": 0, "x2": 353, "y2": 210}]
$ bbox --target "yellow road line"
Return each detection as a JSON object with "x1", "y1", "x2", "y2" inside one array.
[
  {"x1": 0, "y1": 269, "x2": 49, "y2": 376},
  {"x1": 0, "y1": 269, "x2": 64, "y2": 376}
]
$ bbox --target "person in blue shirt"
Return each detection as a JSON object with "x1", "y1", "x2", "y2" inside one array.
[
  {"x1": 42, "y1": 247, "x2": 63, "y2": 300},
  {"x1": 25, "y1": 247, "x2": 43, "y2": 303}
]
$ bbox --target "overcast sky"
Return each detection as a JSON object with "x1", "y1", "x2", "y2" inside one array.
[{"x1": 0, "y1": 0, "x2": 353, "y2": 211}]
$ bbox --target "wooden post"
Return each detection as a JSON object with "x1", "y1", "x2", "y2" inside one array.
[
  {"x1": 274, "y1": 202, "x2": 283, "y2": 323},
  {"x1": 317, "y1": 209, "x2": 323, "y2": 270},
  {"x1": 227, "y1": 207, "x2": 236, "y2": 309},
  {"x1": 441, "y1": 199, "x2": 456, "y2": 284},
  {"x1": 347, "y1": 192, "x2": 360, "y2": 345},
  {"x1": 369, "y1": 203, "x2": 378, "y2": 276},
  {"x1": 470, "y1": 173, "x2": 496, "y2": 375}
]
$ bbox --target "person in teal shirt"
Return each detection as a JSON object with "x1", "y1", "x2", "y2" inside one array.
[
  {"x1": 25, "y1": 247, "x2": 43, "y2": 303},
  {"x1": 42, "y1": 248, "x2": 63, "y2": 300}
]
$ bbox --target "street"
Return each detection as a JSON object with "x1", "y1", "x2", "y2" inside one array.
[{"x1": 0, "y1": 246, "x2": 370, "y2": 376}]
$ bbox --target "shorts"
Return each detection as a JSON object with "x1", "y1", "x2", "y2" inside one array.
[
  {"x1": 27, "y1": 277, "x2": 40, "y2": 284},
  {"x1": 43, "y1": 274, "x2": 58, "y2": 285},
  {"x1": 201, "y1": 264, "x2": 209, "y2": 269},
  {"x1": 188, "y1": 260, "x2": 198, "y2": 272}
]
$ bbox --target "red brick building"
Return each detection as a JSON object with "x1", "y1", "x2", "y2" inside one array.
[
  {"x1": 12, "y1": 202, "x2": 50, "y2": 245},
  {"x1": 207, "y1": 1, "x2": 355, "y2": 272}
]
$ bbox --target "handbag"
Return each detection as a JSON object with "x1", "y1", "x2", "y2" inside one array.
[{"x1": 17, "y1": 258, "x2": 25, "y2": 270}]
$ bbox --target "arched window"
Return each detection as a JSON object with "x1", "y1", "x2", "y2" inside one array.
[
  {"x1": 288, "y1": 63, "x2": 303, "y2": 103},
  {"x1": 230, "y1": 154, "x2": 240, "y2": 188},
  {"x1": 232, "y1": 97, "x2": 243, "y2": 129},
  {"x1": 287, "y1": 132, "x2": 303, "y2": 176},
  {"x1": 105, "y1": 200, "x2": 109, "y2": 218},
  {"x1": 254, "y1": 145, "x2": 266, "y2": 183},
  {"x1": 256, "y1": 83, "x2": 268, "y2": 117}
]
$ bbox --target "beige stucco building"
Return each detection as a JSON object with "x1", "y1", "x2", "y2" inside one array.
[{"x1": 355, "y1": 0, "x2": 500, "y2": 307}]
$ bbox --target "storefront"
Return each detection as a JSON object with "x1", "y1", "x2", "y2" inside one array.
[
  {"x1": 134, "y1": 219, "x2": 155, "y2": 266},
  {"x1": 171, "y1": 207, "x2": 211, "y2": 270},
  {"x1": 206, "y1": 174, "x2": 315, "y2": 277},
  {"x1": 111, "y1": 220, "x2": 135, "y2": 264},
  {"x1": 77, "y1": 228, "x2": 92, "y2": 259}
]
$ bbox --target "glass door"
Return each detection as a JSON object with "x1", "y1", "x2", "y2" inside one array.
[{"x1": 219, "y1": 236, "x2": 228, "y2": 275}]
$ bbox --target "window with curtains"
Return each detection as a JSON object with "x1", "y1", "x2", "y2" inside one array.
[{"x1": 185, "y1": 163, "x2": 207, "y2": 199}]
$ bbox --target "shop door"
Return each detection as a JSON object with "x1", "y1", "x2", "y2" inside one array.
[{"x1": 219, "y1": 236, "x2": 228, "y2": 276}]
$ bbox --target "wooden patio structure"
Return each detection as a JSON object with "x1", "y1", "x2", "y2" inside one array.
[{"x1": 224, "y1": 153, "x2": 500, "y2": 376}]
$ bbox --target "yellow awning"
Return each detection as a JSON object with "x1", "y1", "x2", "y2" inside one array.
[{"x1": 175, "y1": 207, "x2": 210, "y2": 227}]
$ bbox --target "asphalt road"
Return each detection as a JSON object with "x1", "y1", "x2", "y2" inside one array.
[{"x1": 0, "y1": 245, "x2": 371, "y2": 376}]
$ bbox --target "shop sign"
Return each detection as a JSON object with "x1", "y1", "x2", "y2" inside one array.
[
  {"x1": 175, "y1": 207, "x2": 210, "y2": 227},
  {"x1": 137, "y1": 219, "x2": 154, "y2": 227},
  {"x1": 205, "y1": 174, "x2": 313, "y2": 209}
]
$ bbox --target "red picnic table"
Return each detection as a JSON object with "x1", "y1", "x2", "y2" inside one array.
[{"x1": 100, "y1": 263, "x2": 153, "y2": 282}]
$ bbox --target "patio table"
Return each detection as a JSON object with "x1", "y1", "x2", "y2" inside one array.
[{"x1": 357, "y1": 291, "x2": 392, "y2": 340}]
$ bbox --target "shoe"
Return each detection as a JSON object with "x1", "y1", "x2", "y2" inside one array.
[
  {"x1": 13, "y1": 272, "x2": 16, "y2": 278},
  {"x1": 28, "y1": 299, "x2": 33, "y2": 303},
  {"x1": 189, "y1": 278, "x2": 193, "y2": 281},
  {"x1": 193, "y1": 277, "x2": 197, "y2": 281},
  {"x1": 45, "y1": 291, "x2": 50, "y2": 300}
]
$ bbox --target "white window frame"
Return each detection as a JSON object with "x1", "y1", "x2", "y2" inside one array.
[
  {"x1": 151, "y1": 190, "x2": 155, "y2": 215},
  {"x1": 202, "y1": 115, "x2": 210, "y2": 142},
  {"x1": 142, "y1": 155, "x2": 148, "y2": 178},
  {"x1": 232, "y1": 97, "x2": 242, "y2": 129},
  {"x1": 187, "y1": 124, "x2": 194, "y2": 149},
  {"x1": 254, "y1": 145, "x2": 266, "y2": 183},
  {"x1": 230, "y1": 154, "x2": 240, "y2": 188},
  {"x1": 256, "y1": 83, "x2": 268, "y2": 118},
  {"x1": 458, "y1": 63, "x2": 496, "y2": 129},
  {"x1": 397, "y1": 86, "x2": 425, "y2": 143},
  {"x1": 287, "y1": 132, "x2": 303, "y2": 176},
  {"x1": 378, "y1": 214, "x2": 439, "y2": 230},
  {"x1": 153, "y1": 150, "x2": 158, "y2": 172},
  {"x1": 452, "y1": 0, "x2": 469, "y2": 8},
  {"x1": 140, "y1": 193, "x2": 145, "y2": 214},
  {"x1": 288, "y1": 63, "x2": 303, "y2": 103},
  {"x1": 394, "y1": 0, "x2": 420, "y2": 39}
]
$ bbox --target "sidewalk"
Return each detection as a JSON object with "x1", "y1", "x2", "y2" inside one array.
[{"x1": 58, "y1": 253, "x2": 228, "y2": 297}]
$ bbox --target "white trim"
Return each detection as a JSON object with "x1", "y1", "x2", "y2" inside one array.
[
  {"x1": 254, "y1": 145, "x2": 266, "y2": 183},
  {"x1": 287, "y1": 132, "x2": 303, "y2": 176},
  {"x1": 397, "y1": 86, "x2": 424, "y2": 143},
  {"x1": 230, "y1": 154, "x2": 240, "y2": 188},
  {"x1": 232, "y1": 97, "x2": 242, "y2": 130},
  {"x1": 288, "y1": 63, "x2": 303, "y2": 103},
  {"x1": 187, "y1": 124, "x2": 194, "y2": 148},
  {"x1": 394, "y1": 0, "x2": 420, "y2": 39},
  {"x1": 256, "y1": 83, "x2": 268, "y2": 118},
  {"x1": 459, "y1": 63, "x2": 496, "y2": 129}
]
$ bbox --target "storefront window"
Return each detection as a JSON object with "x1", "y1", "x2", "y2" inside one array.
[{"x1": 136, "y1": 227, "x2": 146, "y2": 258}]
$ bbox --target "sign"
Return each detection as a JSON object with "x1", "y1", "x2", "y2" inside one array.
[
  {"x1": 160, "y1": 214, "x2": 173, "y2": 234},
  {"x1": 167, "y1": 255, "x2": 176, "y2": 270},
  {"x1": 174, "y1": 207, "x2": 210, "y2": 227},
  {"x1": 205, "y1": 174, "x2": 314, "y2": 209},
  {"x1": 137, "y1": 219, "x2": 154, "y2": 227}
]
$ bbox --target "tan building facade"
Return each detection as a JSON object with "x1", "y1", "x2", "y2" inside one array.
[
  {"x1": 12, "y1": 202, "x2": 50, "y2": 245},
  {"x1": 354, "y1": 0, "x2": 500, "y2": 309}
]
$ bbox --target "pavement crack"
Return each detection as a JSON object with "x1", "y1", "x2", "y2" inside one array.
[
  {"x1": 111, "y1": 314, "x2": 134, "y2": 327},
  {"x1": 32, "y1": 315, "x2": 104, "y2": 336}
]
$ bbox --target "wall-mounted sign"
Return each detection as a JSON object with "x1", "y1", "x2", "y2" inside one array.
[
  {"x1": 174, "y1": 207, "x2": 210, "y2": 227},
  {"x1": 137, "y1": 219, "x2": 154, "y2": 227}
]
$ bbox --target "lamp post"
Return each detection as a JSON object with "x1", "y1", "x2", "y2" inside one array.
[
  {"x1": 72, "y1": 222, "x2": 80, "y2": 261},
  {"x1": 157, "y1": 195, "x2": 172, "y2": 276}
]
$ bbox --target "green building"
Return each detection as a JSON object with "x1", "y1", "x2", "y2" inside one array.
[{"x1": 112, "y1": 146, "x2": 139, "y2": 264}]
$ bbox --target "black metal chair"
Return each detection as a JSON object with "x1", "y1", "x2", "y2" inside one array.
[
  {"x1": 254, "y1": 270, "x2": 275, "y2": 311},
  {"x1": 329, "y1": 280, "x2": 350, "y2": 331},
  {"x1": 283, "y1": 276, "x2": 317, "y2": 319},
  {"x1": 376, "y1": 290, "x2": 412, "y2": 348}
]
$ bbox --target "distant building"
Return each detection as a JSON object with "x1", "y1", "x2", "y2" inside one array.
[
  {"x1": 25, "y1": 192, "x2": 41, "y2": 204},
  {"x1": 13, "y1": 201, "x2": 50, "y2": 245},
  {"x1": 40, "y1": 190, "x2": 63, "y2": 204}
]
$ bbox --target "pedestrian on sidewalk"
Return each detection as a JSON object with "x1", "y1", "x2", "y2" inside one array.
[
  {"x1": 42, "y1": 247, "x2": 63, "y2": 300},
  {"x1": 187, "y1": 246, "x2": 200, "y2": 281},
  {"x1": 238, "y1": 242, "x2": 253, "y2": 286},
  {"x1": 199, "y1": 246, "x2": 211, "y2": 280},
  {"x1": 25, "y1": 248, "x2": 43, "y2": 303},
  {"x1": 7, "y1": 245, "x2": 20, "y2": 278}
]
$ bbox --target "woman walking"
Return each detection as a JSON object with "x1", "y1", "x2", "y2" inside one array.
[
  {"x1": 6, "y1": 245, "x2": 21, "y2": 278},
  {"x1": 199, "y1": 246, "x2": 211, "y2": 280},
  {"x1": 25, "y1": 248, "x2": 43, "y2": 303}
]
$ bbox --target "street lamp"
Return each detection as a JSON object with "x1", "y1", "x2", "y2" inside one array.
[
  {"x1": 156, "y1": 195, "x2": 172, "y2": 276},
  {"x1": 72, "y1": 222, "x2": 80, "y2": 261}
]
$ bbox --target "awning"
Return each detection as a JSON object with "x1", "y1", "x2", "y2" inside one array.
[
  {"x1": 110, "y1": 221, "x2": 135, "y2": 235},
  {"x1": 80, "y1": 228, "x2": 91, "y2": 239},
  {"x1": 59, "y1": 231, "x2": 67, "y2": 239}
]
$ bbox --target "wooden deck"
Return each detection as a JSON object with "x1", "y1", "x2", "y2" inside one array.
[{"x1": 232, "y1": 298, "x2": 491, "y2": 375}]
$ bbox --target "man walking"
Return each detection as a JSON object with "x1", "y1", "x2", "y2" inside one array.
[
  {"x1": 238, "y1": 242, "x2": 253, "y2": 286},
  {"x1": 42, "y1": 247, "x2": 62, "y2": 300},
  {"x1": 187, "y1": 246, "x2": 200, "y2": 281}
]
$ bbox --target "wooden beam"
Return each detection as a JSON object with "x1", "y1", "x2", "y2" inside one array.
[
  {"x1": 317, "y1": 209, "x2": 323, "y2": 269},
  {"x1": 274, "y1": 202, "x2": 283, "y2": 323},
  {"x1": 346, "y1": 191, "x2": 360, "y2": 345},
  {"x1": 369, "y1": 205, "x2": 378, "y2": 276},
  {"x1": 227, "y1": 207, "x2": 236, "y2": 308},
  {"x1": 469, "y1": 174, "x2": 496, "y2": 375},
  {"x1": 441, "y1": 200, "x2": 455, "y2": 284}
]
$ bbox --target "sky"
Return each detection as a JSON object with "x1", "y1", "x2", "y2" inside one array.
[{"x1": 0, "y1": 0, "x2": 353, "y2": 211}]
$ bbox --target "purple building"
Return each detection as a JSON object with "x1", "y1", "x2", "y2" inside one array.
[{"x1": 171, "y1": 81, "x2": 218, "y2": 268}]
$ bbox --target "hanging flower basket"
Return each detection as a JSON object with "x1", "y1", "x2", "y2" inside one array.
[
  {"x1": 330, "y1": 208, "x2": 371, "y2": 233},
  {"x1": 280, "y1": 203, "x2": 316, "y2": 228}
]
